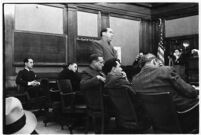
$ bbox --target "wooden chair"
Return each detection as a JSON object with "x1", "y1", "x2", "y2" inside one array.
[
  {"x1": 101, "y1": 92, "x2": 117, "y2": 133},
  {"x1": 57, "y1": 79, "x2": 87, "y2": 134},
  {"x1": 106, "y1": 86, "x2": 151, "y2": 134},
  {"x1": 84, "y1": 87, "x2": 117, "y2": 134},
  {"x1": 43, "y1": 88, "x2": 61, "y2": 127},
  {"x1": 17, "y1": 79, "x2": 50, "y2": 112},
  {"x1": 83, "y1": 84, "x2": 102, "y2": 134},
  {"x1": 6, "y1": 86, "x2": 30, "y2": 109},
  {"x1": 137, "y1": 92, "x2": 182, "y2": 133}
]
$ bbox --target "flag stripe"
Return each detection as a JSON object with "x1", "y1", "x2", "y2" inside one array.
[{"x1": 157, "y1": 18, "x2": 165, "y2": 64}]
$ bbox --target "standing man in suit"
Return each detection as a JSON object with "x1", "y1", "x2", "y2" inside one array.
[
  {"x1": 132, "y1": 53, "x2": 199, "y2": 133},
  {"x1": 91, "y1": 28, "x2": 117, "y2": 61}
]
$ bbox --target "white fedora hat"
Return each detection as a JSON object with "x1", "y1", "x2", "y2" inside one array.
[{"x1": 5, "y1": 97, "x2": 37, "y2": 134}]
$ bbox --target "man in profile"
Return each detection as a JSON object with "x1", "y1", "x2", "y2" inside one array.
[
  {"x1": 103, "y1": 58, "x2": 151, "y2": 131},
  {"x1": 132, "y1": 53, "x2": 199, "y2": 133},
  {"x1": 80, "y1": 54, "x2": 105, "y2": 109},
  {"x1": 80, "y1": 54, "x2": 105, "y2": 133},
  {"x1": 103, "y1": 58, "x2": 130, "y2": 90},
  {"x1": 91, "y1": 28, "x2": 117, "y2": 61},
  {"x1": 16, "y1": 57, "x2": 48, "y2": 98}
]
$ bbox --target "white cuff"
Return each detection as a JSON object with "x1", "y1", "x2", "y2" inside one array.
[{"x1": 28, "y1": 82, "x2": 31, "y2": 86}]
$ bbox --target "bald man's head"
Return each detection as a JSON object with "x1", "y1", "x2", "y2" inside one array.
[
  {"x1": 140, "y1": 53, "x2": 161, "y2": 67},
  {"x1": 143, "y1": 53, "x2": 157, "y2": 62}
]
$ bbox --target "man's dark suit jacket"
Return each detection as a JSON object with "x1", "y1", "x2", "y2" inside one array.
[
  {"x1": 104, "y1": 73, "x2": 133, "y2": 91},
  {"x1": 58, "y1": 68, "x2": 81, "y2": 91},
  {"x1": 91, "y1": 39, "x2": 117, "y2": 61},
  {"x1": 132, "y1": 65, "x2": 198, "y2": 112},
  {"x1": 16, "y1": 68, "x2": 38, "y2": 87},
  {"x1": 104, "y1": 73, "x2": 151, "y2": 129},
  {"x1": 80, "y1": 66, "x2": 104, "y2": 111},
  {"x1": 16, "y1": 68, "x2": 48, "y2": 97}
]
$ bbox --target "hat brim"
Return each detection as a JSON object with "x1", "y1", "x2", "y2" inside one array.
[{"x1": 13, "y1": 110, "x2": 37, "y2": 134}]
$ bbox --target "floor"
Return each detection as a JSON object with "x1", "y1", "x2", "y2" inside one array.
[
  {"x1": 36, "y1": 118, "x2": 69, "y2": 134},
  {"x1": 33, "y1": 109, "x2": 94, "y2": 134},
  {"x1": 35, "y1": 116, "x2": 94, "y2": 134}
]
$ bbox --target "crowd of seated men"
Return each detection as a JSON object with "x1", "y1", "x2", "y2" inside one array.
[{"x1": 10, "y1": 52, "x2": 199, "y2": 134}]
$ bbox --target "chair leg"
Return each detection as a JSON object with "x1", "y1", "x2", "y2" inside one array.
[
  {"x1": 61, "y1": 124, "x2": 64, "y2": 130},
  {"x1": 68, "y1": 124, "x2": 73, "y2": 134},
  {"x1": 60, "y1": 118, "x2": 65, "y2": 130},
  {"x1": 92, "y1": 116, "x2": 98, "y2": 133},
  {"x1": 85, "y1": 115, "x2": 90, "y2": 134},
  {"x1": 43, "y1": 120, "x2": 48, "y2": 127},
  {"x1": 93, "y1": 116, "x2": 103, "y2": 134},
  {"x1": 101, "y1": 115, "x2": 104, "y2": 134}
]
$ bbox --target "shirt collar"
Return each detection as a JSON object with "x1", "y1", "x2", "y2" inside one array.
[
  {"x1": 25, "y1": 67, "x2": 30, "y2": 71},
  {"x1": 101, "y1": 38, "x2": 110, "y2": 45}
]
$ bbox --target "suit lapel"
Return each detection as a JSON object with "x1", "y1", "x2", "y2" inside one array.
[
  {"x1": 87, "y1": 66, "x2": 100, "y2": 77},
  {"x1": 100, "y1": 39, "x2": 116, "y2": 56}
]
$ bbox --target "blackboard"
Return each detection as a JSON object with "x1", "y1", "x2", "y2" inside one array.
[
  {"x1": 14, "y1": 32, "x2": 66, "y2": 65},
  {"x1": 76, "y1": 39, "x2": 94, "y2": 65}
]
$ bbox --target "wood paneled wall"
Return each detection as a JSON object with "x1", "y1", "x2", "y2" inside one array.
[
  {"x1": 4, "y1": 3, "x2": 198, "y2": 78},
  {"x1": 4, "y1": 4, "x2": 15, "y2": 77},
  {"x1": 67, "y1": 4, "x2": 77, "y2": 63},
  {"x1": 151, "y1": 3, "x2": 198, "y2": 20}
]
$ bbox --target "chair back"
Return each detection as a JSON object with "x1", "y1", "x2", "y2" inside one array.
[
  {"x1": 137, "y1": 92, "x2": 182, "y2": 133},
  {"x1": 57, "y1": 79, "x2": 73, "y2": 93},
  {"x1": 106, "y1": 86, "x2": 138, "y2": 129},
  {"x1": 85, "y1": 87, "x2": 103, "y2": 112}
]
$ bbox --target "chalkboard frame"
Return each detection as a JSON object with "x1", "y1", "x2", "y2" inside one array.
[
  {"x1": 14, "y1": 31, "x2": 67, "y2": 67},
  {"x1": 76, "y1": 36, "x2": 100, "y2": 65}
]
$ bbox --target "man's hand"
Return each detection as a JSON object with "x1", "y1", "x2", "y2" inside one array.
[
  {"x1": 121, "y1": 71, "x2": 127, "y2": 78},
  {"x1": 121, "y1": 71, "x2": 129, "y2": 81},
  {"x1": 28, "y1": 80, "x2": 40, "y2": 86},
  {"x1": 96, "y1": 75, "x2": 106, "y2": 83},
  {"x1": 192, "y1": 85, "x2": 199, "y2": 90}
]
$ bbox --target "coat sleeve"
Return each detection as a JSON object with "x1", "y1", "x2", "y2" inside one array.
[
  {"x1": 80, "y1": 71, "x2": 101, "y2": 90},
  {"x1": 166, "y1": 67, "x2": 198, "y2": 98},
  {"x1": 16, "y1": 71, "x2": 28, "y2": 87}
]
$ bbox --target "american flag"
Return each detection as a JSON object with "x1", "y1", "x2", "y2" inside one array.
[{"x1": 157, "y1": 18, "x2": 165, "y2": 64}]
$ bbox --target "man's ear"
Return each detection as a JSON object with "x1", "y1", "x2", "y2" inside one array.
[
  {"x1": 68, "y1": 65, "x2": 71, "y2": 70},
  {"x1": 102, "y1": 32, "x2": 107, "y2": 36},
  {"x1": 111, "y1": 67, "x2": 116, "y2": 72}
]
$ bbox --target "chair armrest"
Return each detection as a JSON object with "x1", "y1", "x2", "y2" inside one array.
[
  {"x1": 49, "y1": 89, "x2": 60, "y2": 93},
  {"x1": 14, "y1": 91, "x2": 30, "y2": 103},
  {"x1": 60, "y1": 92, "x2": 76, "y2": 109},
  {"x1": 60, "y1": 91, "x2": 76, "y2": 96}
]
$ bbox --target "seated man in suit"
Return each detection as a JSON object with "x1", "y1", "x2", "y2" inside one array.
[
  {"x1": 80, "y1": 54, "x2": 105, "y2": 111},
  {"x1": 58, "y1": 62, "x2": 81, "y2": 91},
  {"x1": 103, "y1": 58, "x2": 150, "y2": 131},
  {"x1": 80, "y1": 54, "x2": 105, "y2": 133},
  {"x1": 103, "y1": 58, "x2": 131, "y2": 90},
  {"x1": 132, "y1": 53, "x2": 199, "y2": 133},
  {"x1": 16, "y1": 57, "x2": 48, "y2": 98}
]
